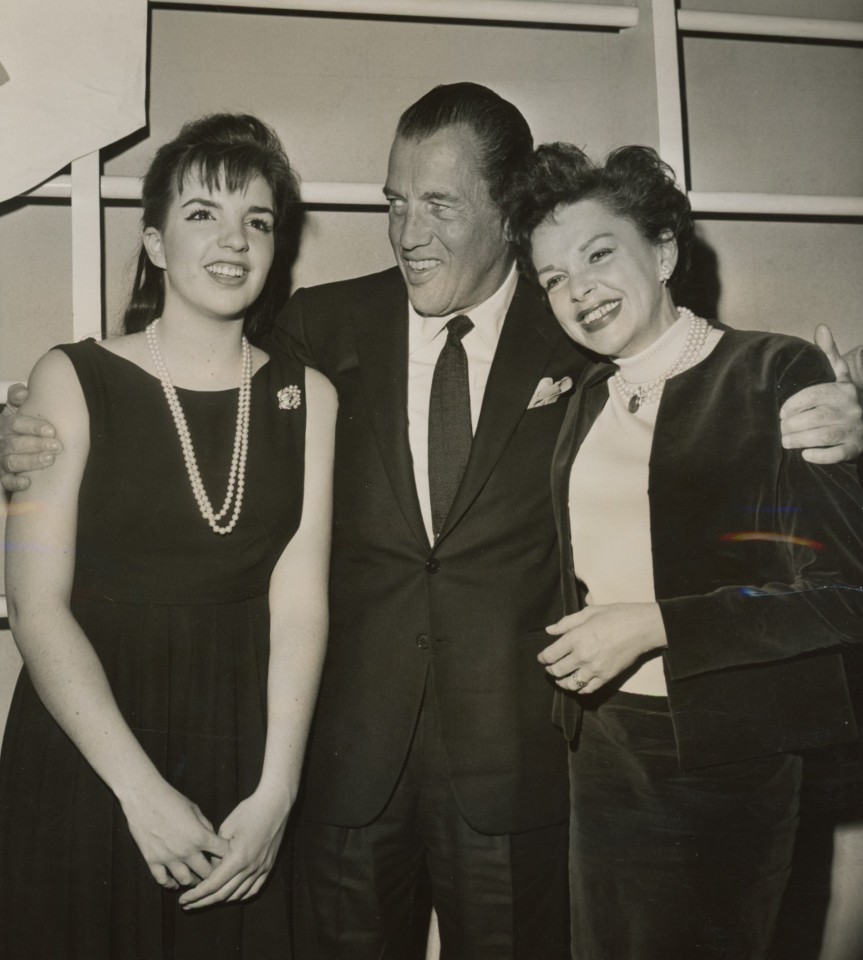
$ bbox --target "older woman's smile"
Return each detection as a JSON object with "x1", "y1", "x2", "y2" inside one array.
[{"x1": 578, "y1": 299, "x2": 621, "y2": 330}]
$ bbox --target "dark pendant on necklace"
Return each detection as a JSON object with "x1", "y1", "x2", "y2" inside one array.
[{"x1": 628, "y1": 394, "x2": 641, "y2": 414}]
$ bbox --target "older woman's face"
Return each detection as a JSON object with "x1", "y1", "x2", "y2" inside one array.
[{"x1": 530, "y1": 198, "x2": 676, "y2": 359}]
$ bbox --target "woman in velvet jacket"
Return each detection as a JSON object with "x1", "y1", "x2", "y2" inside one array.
[{"x1": 506, "y1": 143, "x2": 863, "y2": 960}]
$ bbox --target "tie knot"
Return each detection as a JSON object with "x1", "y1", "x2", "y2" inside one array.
[{"x1": 447, "y1": 315, "x2": 474, "y2": 342}]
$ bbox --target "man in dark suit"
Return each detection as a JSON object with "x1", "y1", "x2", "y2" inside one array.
[{"x1": 269, "y1": 84, "x2": 580, "y2": 958}]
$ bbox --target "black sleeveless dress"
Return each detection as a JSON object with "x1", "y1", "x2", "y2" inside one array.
[{"x1": 0, "y1": 340, "x2": 306, "y2": 959}]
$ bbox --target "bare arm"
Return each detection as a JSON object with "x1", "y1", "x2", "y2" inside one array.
[
  {"x1": 1, "y1": 382, "x2": 63, "y2": 492},
  {"x1": 780, "y1": 325, "x2": 863, "y2": 464},
  {"x1": 5, "y1": 351, "x2": 228, "y2": 888},
  {"x1": 180, "y1": 366, "x2": 337, "y2": 908}
]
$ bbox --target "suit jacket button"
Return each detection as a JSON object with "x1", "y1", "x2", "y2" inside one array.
[
  {"x1": 425, "y1": 558, "x2": 441, "y2": 574},
  {"x1": 416, "y1": 634, "x2": 429, "y2": 649}
]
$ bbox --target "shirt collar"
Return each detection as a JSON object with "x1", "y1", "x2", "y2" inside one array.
[{"x1": 408, "y1": 262, "x2": 519, "y2": 356}]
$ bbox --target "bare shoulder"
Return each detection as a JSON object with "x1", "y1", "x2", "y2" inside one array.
[
  {"x1": 17, "y1": 351, "x2": 91, "y2": 494},
  {"x1": 95, "y1": 332, "x2": 148, "y2": 366},
  {"x1": 23, "y1": 350, "x2": 85, "y2": 420}
]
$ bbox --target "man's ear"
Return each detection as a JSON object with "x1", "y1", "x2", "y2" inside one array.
[{"x1": 143, "y1": 227, "x2": 167, "y2": 270}]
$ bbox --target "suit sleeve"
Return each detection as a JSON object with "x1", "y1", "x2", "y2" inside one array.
[
  {"x1": 262, "y1": 288, "x2": 320, "y2": 369},
  {"x1": 660, "y1": 342, "x2": 863, "y2": 681}
]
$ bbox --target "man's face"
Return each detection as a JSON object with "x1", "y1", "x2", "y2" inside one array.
[{"x1": 384, "y1": 125, "x2": 512, "y2": 317}]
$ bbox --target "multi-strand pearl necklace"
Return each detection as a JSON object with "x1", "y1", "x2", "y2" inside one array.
[
  {"x1": 146, "y1": 318, "x2": 252, "y2": 535},
  {"x1": 612, "y1": 307, "x2": 710, "y2": 413}
]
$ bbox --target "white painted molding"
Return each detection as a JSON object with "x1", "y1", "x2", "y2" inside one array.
[
  {"x1": 677, "y1": 10, "x2": 863, "y2": 43},
  {"x1": 71, "y1": 154, "x2": 104, "y2": 342},
  {"x1": 24, "y1": 176, "x2": 387, "y2": 206},
  {"x1": 651, "y1": 0, "x2": 687, "y2": 188},
  {"x1": 154, "y1": 0, "x2": 639, "y2": 29},
  {"x1": 24, "y1": 176, "x2": 863, "y2": 218},
  {"x1": 688, "y1": 192, "x2": 863, "y2": 217}
]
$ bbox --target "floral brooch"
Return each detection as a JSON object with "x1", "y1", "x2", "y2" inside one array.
[{"x1": 277, "y1": 385, "x2": 302, "y2": 410}]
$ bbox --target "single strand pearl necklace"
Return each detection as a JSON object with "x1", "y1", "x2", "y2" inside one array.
[
  {"x1": 146, "y1": 318, "x2": 252, "y2": 535},
  {"x1": 612, "y1": 306, "x2": 710, "y2": 413}
]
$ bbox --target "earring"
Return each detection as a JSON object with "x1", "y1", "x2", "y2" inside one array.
[{"x1": 659, "y1": 265, "x2": 671, "y2": 285}]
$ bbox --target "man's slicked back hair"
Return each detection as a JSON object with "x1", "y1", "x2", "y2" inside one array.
[{"x1": 396, "y1": 82, "x2": 533, "y2": 213}]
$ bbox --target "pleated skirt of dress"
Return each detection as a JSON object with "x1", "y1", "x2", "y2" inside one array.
[{"x1": 0, "y1": 594, "x2": 292, "y2": 960}]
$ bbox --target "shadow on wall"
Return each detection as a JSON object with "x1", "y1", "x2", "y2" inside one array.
[
  {"x1": 262, "y1": 202, "x2": 306, "y2": 340},
  {"x1": 675, "y1": 232, "x2": 722, "y2": 323}
]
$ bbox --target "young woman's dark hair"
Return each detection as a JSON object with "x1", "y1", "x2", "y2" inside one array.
[
  {"x1": 506, "y1": 143, "x2": 694, "y2": 288},
  {"x1": 396, "y1": 82, "x2": 534, "y2": 214},
  {"x1": 123, "y1": 113, "x2": 300, "y2": 339}
]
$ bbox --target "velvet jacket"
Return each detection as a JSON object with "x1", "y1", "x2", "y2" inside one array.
[
  {"x1": 269, "y1": 267, "x2": 586, "y2": 833},
  {"x1": 551, "y1": 325, "x2": 863, "y2": 769}
]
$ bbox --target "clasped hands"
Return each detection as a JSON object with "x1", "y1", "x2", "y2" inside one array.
[
  {"x1": 539, "y1": 602, "x2": 668, "y2": 695},
  {"x1": 123, "y1": 779, "x2": 289, "y2": 910}
]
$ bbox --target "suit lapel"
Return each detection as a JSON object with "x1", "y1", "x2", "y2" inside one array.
[
  {"x1": 437, "y1": 279, "x2": 566, "y2": 542},
  {"x1": 353, "y1": 273, "x2": 430, "y2": 550}
]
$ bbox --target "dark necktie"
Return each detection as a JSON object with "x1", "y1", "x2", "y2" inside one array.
[{"x1": 428, "y1": 314, "x2": 474, "y2": 539}]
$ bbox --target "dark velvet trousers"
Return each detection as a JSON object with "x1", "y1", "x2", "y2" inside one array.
[
  {"x1": 568, "y1": 691, "x2": 802, "y2": 960},
  {"x1": 297, "y1": 686, "x2": 570, "y2": 960}
]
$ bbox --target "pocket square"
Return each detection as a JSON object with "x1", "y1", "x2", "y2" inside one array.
[{"x1": 527, "y1": 376, "x2": 573, "y2": 409}]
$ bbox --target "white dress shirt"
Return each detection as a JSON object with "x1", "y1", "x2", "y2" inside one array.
[{"x1": 407, "y1": 264, "x2": 518, "y2": 542}]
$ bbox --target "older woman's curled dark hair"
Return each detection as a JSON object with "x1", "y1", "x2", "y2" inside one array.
[{"x1": 507, "y1": 142, "x2": 693, "y2": 288}]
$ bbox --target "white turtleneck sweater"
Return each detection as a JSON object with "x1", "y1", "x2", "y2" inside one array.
[{"x1": 568, "y1": 313, "x2": 724, "y2": 696}]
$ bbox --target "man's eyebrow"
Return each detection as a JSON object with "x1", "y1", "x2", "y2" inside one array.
[{"x1": 422, "y1": 190, "x2": 458, "y2": 203}]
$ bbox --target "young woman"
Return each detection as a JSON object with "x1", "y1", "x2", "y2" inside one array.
[
  {"x1": 0, "y1": 114, "x2": 336, "y2": 959},
  {"x1": 506, "y1": 143, "x2": 863, "y2": 960}
]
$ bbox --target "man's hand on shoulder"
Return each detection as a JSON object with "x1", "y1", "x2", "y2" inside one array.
[
  {"x1": 1, "y1": 383, "x2": 63, "y2": 492},
  {"x1": 780, "y1": 325, "x2": 863, "y2": 465}
]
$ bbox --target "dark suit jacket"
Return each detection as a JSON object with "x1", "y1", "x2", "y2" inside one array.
[
  {"x1": 551, "y1": 326, "x2": 863, "y2": 770},
  {"x1": 269, "y1": 267, "x2": 587, "y2": 833}
]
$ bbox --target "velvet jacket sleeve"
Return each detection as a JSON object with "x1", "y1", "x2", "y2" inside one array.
[{"x1": 657, "y1": 337, "x2": 863, "y2": 684}]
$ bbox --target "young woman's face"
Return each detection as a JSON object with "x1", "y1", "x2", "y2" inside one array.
[
  {"x1": 530, "y1": 198, "x2": 677, "y2": 359},
  {"x1": 144, "y1": 171, "x2": 275, "y2": 324}
]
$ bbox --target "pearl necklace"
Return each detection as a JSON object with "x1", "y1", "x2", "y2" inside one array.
[
  {"x1": 146, "y1": 318, "x2": 252, "y2": 535},
  {"x1": 612, "y1": 307, "x2": 710, "y2": 413}
]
